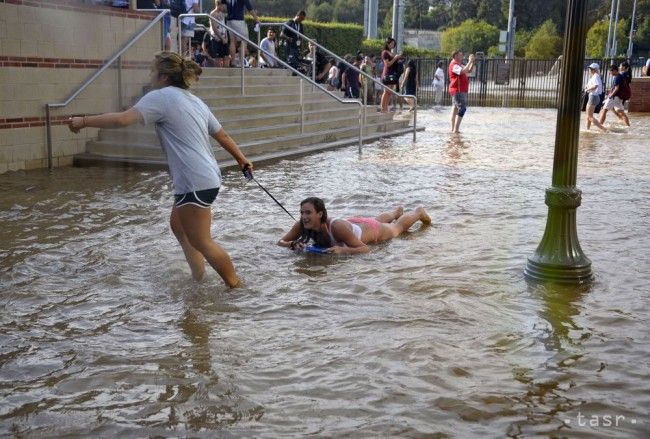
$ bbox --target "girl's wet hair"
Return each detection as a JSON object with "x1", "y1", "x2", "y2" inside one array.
[
  {"x1": 384, "y1": 38, "x2": 396, "y2": 51},
  {"x1": 293, "y1": 197, "x2": 333, "y2": 249},
  {"x1": 154, "y1": 51, "x2": 202, "y2": 89}
]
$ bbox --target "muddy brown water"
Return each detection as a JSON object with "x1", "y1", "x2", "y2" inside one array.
[{"x1": 1, "y1": 108, "x2": 648, "y2": 437}]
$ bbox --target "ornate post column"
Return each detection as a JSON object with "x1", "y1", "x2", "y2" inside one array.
[{"x1": 525, "y1": 0, "x2": 592, "y2": 283}]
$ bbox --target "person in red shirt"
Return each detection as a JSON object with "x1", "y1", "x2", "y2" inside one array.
[{"x1": 448, "y1": 50, "x2": 475, "y2": 133}]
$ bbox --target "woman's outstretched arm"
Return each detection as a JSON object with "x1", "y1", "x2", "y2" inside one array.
[
  {"x1": 68, "y1": 108, "x2": 142, "y2": 133},
  {"x1": 278, "y1": 222, "x2": 302, "y2": 247}
]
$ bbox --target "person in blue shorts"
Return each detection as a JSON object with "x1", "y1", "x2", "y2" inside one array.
[
  {"x1": 278, "y1": 197, "x2": 431, "y2": 255},
  {"x1": 68, "y1": 52, "x2": 253, "y2": 288}
]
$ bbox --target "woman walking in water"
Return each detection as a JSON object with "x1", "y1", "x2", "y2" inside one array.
[
  {"x1": 278, "y1": 197, "x2": 431, "y2": 255},
  {"x1": 583, "y1": 63, "x2": 606, "y2": 132},
  {"x1": 68, "y1": 51, "x2": 252, "y2": 287}
]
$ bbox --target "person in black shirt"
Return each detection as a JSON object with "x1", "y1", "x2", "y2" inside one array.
[
  {"x1": 306, "y1": 40, "x2": 331, "y2": 83},
  {"x1": 280, "y1": 10, "x2": 306, "y2": 68}
]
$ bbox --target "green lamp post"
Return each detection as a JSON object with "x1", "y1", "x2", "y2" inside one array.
[{"x1": 525, "y1": 0, "x2": 593, "y2": 283}]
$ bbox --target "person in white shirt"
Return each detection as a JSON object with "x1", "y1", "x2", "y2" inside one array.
[
  {"x1": 259, "y1": 29, "x2": 279, "y2": 68},
  {"x1": 432, "y1": 61, "x2": 444, "y2": 106},
  {"x1": 326, "y1": 63, "x2": 339, "y2": 91},
  {"x1": 179, "y1": 0, "x2": 200, "y2": 58},
  {"x1": 584, "y1": 63, "x2": 606, "y2": 132}
]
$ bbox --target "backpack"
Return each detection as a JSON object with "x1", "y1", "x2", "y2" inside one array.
[
  {"x1": 619, "y1": 75, "x2": 631, "y2": 101},
  {"x1": 168, "y1": 0, "x2": 190, "y2": 18},
  {"x1": 393, "y1": 59, "x2": 405, "y2": 80}
]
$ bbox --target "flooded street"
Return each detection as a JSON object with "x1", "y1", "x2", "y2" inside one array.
[{"x1": 1, "y1": 108, "x2": 648, "y2": 437}]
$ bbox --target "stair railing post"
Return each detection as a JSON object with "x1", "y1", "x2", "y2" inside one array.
[
  {"x1": 358, "y1": 106, "x2": 362, "y2": 154},
  {"x1": 311, "y1": 43, "x2": 316, "y2": 92},
  {"x1": 362, "y1": 82, "x2": 367, "y2": 136},
  {"x1": 117, "y1": 55, "x2": 123, "y2": 110},
  {"x1": 413, "y1": 97, "x2": 417, "y2": 142},
  {"x1": 45, "y1": 104, "x2": 53, "y2": 170},
  {"x1": 300, "y1": 79, "x2": 304, "y2": 134},
  {"x1": 240, "y1": 40, "x2": 245, "y2": 95}
]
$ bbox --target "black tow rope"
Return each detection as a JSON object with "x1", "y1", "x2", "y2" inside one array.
[{"x1": 243, "y1": 165, "x2": 297, "y2": 222}]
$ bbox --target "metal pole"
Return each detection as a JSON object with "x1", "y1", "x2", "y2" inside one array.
[
  {"x1": 240, "y1": 40, "x2": 245, "y2": 95},
  {"x1": 45, "y1": 105, "x2": 53, "y2": 170},
  {"x1": 117, "y1": 56, "x2": 123, "y2": 110},
  {"x1": 392, "y1": 0, "x2": 404, "y2": 52},
  {"x1": 300, "y1": 79, "x2": 304, "y2": 134},
  {"x1": 358, "y1": 106, "x2": 362, "y2": 154},
  {"x1": 368, "y1": 0, "x2": 378, "y2": 39},
  {"x1": 412, "y1": 101, "x2": 417, "y2": 142},
  {"x1": 506, "y1": 0, "x2": 515, "y2": 60},
  {"x1": 363, "y1": 80, "x2": 367, "y2": 129},
  {"x1": 311, "y1": 43, "x2": 316, "y2": 92},
  {"x1": 525, "y1": 0, "x2": 592, "y2": 283},
  {"x1": 177, "y1": 17, "x2": 182, "y2": 55},
  {"x1": 612, "y1": 0, "x2": 621, "y2": 56},
  {"x1": 605, "y1": 0, "x2": 616, "y2": 57},
  {"x1": 364, "y1": 0, "x2": 369, "y2": 37},
  {"x1": 627, "y1": 0, "x2": 638, "y2": 58}
]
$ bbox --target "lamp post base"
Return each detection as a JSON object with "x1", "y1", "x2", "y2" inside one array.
[
  {"x1": 525, "y1": 256, "x2": 592, "y2": 284},
  {"x1": 525, "y1": 187, "x2": 592, "y2": 284}
]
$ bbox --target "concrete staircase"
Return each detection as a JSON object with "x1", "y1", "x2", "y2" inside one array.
[{"x1": 74, "y1": 68, "x2": 417, "y2": 170}]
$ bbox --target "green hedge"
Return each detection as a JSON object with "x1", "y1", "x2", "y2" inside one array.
[
  {"x1": 200, "y1": 15, "x2": 438, "y2": 59},
  {"x1": 361, "y1": 39, "x2": 439, "y2": 58},
  {"x1": 240, "y1": 16, "x2": 364, "y2": 56}
]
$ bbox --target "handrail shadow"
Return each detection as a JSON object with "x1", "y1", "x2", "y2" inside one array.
[{"x1": 44, "y1": 10, "x2": 170, "y2": 170}]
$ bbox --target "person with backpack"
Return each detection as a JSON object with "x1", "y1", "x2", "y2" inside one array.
[
  {"x1": 599, "y1": 64, "x2": 631, "y2": 128},
  {"x1": 223, "y1": 0, "x2": 260, "y2": 67},
  {"x1": 154, "y1": 0, "x2": 199, "y2": 57}
]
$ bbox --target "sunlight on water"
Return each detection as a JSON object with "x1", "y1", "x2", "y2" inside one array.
[{"x1": 1, "y1": 108, "x2": 648, "y2": 437}]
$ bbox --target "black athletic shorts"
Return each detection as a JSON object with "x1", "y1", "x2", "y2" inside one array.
[{"x1": 174, "y1": 187, "x2": 220, "y2": 208}]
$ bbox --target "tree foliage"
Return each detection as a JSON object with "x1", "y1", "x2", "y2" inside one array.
[
  {"x1": 307, "y1": 2, "x2": 334, "y2": 22},
  {"x1": 586, "y1": 19, "x2": 629, "y2": 57},
  {"x1": 440, "y1": 19, "x2": 499, "y2": 55},
  {"x1": 524, "y1": 20, "x2": 563, "y2": 59},
  {"x1": 249, "y1": 0, "x2": 650, "y2": 57},
  {"x1": 332, "y1": 0, "x2": 364, "y2": 23}
]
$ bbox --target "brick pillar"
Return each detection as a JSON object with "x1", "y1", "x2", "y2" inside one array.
[{"x1": 629, "y1": 77, "x2": 650, "y2": 112}]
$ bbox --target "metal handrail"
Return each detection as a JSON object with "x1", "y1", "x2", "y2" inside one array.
[
  {"x1": 260, "y1": 22, "x2": 417, "y2": 142},
  {"x1": 181, "y1": 13, "x2": 364, "y2": 151},
  {"x1": 44, "y1": 10, "x2": 170, "y2": 170}
]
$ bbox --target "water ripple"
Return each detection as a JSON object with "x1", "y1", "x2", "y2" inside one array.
[{"x1": 0, "y1": 109, "x2": 648, "y2": 437}]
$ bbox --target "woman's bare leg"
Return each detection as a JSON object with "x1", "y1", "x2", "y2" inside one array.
[
  {"x1": 376, "y1": 207, "x2": 431, "y2": 242},
  {"x1": 586, "y1": 105, "x2": 606, "y2": 131},
  {"x1": 375, "y1": 206, "x2": 404, "y2": 223},
  {"x1": 380, "y1": 84, "x2": 396, "y2": 112},
  {"x1": 172, "y1": 205, "x2": 240, "y2": 288},
  {"x1": 170, "y1": 207, "x2": 205, "y2": 281}
]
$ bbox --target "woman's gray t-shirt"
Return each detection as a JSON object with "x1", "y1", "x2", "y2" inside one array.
[{"x1": 134, "y1": 86, "x2": 222, "y2": 194}]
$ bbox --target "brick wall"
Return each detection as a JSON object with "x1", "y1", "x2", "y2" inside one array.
[
  {"x1": 0, "y1": 0, "x2": 160, "y2": 173},
  {"x1": 629, "y1": 77, "x2": 650, "y2": 113}
]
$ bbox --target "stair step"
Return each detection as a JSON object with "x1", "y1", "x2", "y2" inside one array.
[
  {"x1": 78, "y1": 65, "x2": 417, "y2": 171},
  {"x1": 74, "y1": 126, "x2": 422, "y2": 171},
  {"x1": 87, "y1": 119, "x2": 410, "y2": 160},
  {"x1": 98, "y1": 111, "x2": 393, "y2": 145}
]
